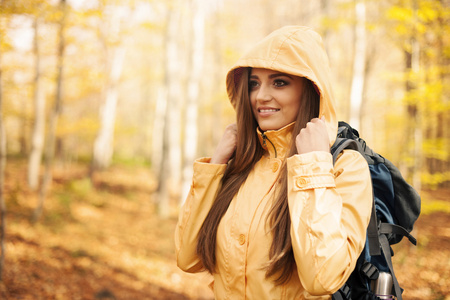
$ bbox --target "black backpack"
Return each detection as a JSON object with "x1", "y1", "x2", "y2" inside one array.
[{"x1": 331, "y1": 121, "x2": 421, "y2": 300}]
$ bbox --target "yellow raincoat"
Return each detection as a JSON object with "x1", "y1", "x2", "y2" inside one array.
[{"x1": 175, "y1": 26, "x2": 373, "y2": 299}]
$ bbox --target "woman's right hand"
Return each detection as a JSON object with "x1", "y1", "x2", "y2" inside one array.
[{"x1": 210, "y1": 124, "x2": 237, "y2": 164}]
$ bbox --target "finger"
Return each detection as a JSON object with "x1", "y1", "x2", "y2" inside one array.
[{"x1": 310, "y1": 117, "x2": 322, "y2": 124}]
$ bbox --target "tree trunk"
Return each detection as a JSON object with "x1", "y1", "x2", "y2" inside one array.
[
  {"x1": 181, "y1": 0, "x2": 205, "y2": 205},
  {"x1": 151, "y1": 88, "x2": 167, "y2": 181},
  {"x1": 91, "y1": 6, "x2": 128, "y2": 173},
  {"x1": 33, "y1": 0, "x2": 67, "y2": 222},
  {"x1": 0, "y1": 33, "x2": 7, "y2": 281},
  {"x1": 436, "y1": 0, "x2": 449, "y2": 188},
  {"x1": 403, "y1": 0, "x2": 422, "y2": 191},
  {"x1": 28, "y1": 16, "x2": 46, "y2": 190},
  {"x1": 157, "y1": 3, "x2": 183, "y2": 217},
  {"x1": 91, "y1": 46, "x2": 126, "y2": 171},
  {"x1": 349, "y1": 0, "x2": 366, "y2": 131}
]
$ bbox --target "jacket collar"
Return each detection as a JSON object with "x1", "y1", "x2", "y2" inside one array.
[{"x1": 257, "y1": 122, "x2": 295, "y2": 160}]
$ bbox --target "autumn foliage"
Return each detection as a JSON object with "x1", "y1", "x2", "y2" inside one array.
[
  {"x1": 0, "y1": 160, "x2": 448, "y2": 299},
  {"x1": 0, "y1": 0, "x2": 449, "y2": 299}
]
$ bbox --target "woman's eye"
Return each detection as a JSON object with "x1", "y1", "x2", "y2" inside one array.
[
  {"x1": 249, "y1": 80, "x2": 259, "y2": 90},
  {"x1": 273, "y1": 79, "x2": 288, "y2": 87}
]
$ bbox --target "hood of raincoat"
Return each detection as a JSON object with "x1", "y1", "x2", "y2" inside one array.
[{"x1": 226, "y1": 26, "x2": 338, "y2": 145}]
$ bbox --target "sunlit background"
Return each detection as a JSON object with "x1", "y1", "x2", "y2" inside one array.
[{"x1": 0, "y1": 0, "x2": 449, "y2": 299}]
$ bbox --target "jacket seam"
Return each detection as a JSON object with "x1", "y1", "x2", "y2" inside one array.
[
  {"x1": 176, "y1": 191, "x2": 193, "y2": 259},
  {"x1": 270, "y1": 29, "x2": 302, "y2": 69}
]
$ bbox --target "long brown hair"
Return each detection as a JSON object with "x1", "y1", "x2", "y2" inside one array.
[{"x1": 196, "y1": 67, "x2": 320, "y2": 285}]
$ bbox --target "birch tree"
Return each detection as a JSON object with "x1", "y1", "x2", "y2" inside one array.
[
  {"x1": 28, "y1": 15, "x2": 46, "y2": 190},
  {"x1": 157, "y1": 1, "x2": 183, "y2": 217},
  {"x1": 181, "y1": 0, "x2": 205, "y2": 204},
  {"x1": 151, "y1": 89, "x2": 166, "y2": 185},
  {"x1": 349, "y1": 0, "x2": 367, "y2": 131},
  {"x1": 33, "y1": 0, "x2": 67, "y2": 222},
  {"x1": 91, "y1": 4, "x2": 128, "y2": 173},
  {"x1": 385, "y1": 0, "x2": 449, "y2": 189}
]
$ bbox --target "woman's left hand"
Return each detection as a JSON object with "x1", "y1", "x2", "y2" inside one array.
[{"x1": 295, "y1": 116, "x2": 330, "y2": 154}]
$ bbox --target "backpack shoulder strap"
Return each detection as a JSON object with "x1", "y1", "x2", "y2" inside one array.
[
  {"x1": 332, "y1": 284, "x2": 351, "y2": 300},
  {"x1": 367, "y1": 207, "x2": 380, "y2": 256},
  {"x1": 379, "y1": 234, "x2": 403, "y2": 299},
  {"x1": 379, "y1": 223, "x2": 417, "y2": 245},
  {"x1": 331, "y1": 138, "x2": 362, "y2": 165}
]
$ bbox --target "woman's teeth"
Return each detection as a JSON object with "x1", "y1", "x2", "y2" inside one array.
[{"x1": 259, "y1": 109, "x2": 279, "y2": 112}]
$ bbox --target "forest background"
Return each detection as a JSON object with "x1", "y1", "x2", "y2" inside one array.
[{"x1": 0, "y1": 0, "x2": 449, "y2": 299}]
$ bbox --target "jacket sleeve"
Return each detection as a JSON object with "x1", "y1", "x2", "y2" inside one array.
[
  {"x1": 286, "y1": 150, "x2": 372, "y2": 296},
  {"x1": 175, "y1": 157, "x2": 227, "y2": 273}
]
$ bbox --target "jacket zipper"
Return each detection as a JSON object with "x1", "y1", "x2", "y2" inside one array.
[{"x1": 261, "y1": 132, "x2": 277, "y2": 158}]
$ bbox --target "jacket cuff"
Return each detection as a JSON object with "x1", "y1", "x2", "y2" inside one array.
[
  {"x1": 287, "y1": 151, "x2": 335, "y2": 191},
  {"x1": 194, "y1": 157, "x2": 227, "y2": 175}
]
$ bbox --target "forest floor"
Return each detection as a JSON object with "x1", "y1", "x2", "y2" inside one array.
[{"x1": 0, "y1": 160, "x2": 449, "y2": 300}]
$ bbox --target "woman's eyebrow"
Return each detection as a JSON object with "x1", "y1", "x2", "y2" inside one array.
[
  {"x1": 249, "y1": 73, "x2": 293, "y2": 79},
  {"x1": 268, "y1": 73, "x2": 293, "y2": 79}
]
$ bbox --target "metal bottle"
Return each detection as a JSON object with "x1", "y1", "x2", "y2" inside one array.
[{"x1": 371, "y1": 272, "x2": 396, "y2": 299}]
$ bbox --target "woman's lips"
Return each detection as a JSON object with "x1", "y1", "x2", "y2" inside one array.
[{"x1": 258, "y1": 108, "x2": 280, "y2": 117}]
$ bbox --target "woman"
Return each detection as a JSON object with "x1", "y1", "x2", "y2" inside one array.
[{"x1": 175, "y1": 26, "x2": 372, "y2": 299}]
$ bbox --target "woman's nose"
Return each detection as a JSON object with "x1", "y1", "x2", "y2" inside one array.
[{"x1": 255, "y1": 84, "x2": 272, "y2": 102}]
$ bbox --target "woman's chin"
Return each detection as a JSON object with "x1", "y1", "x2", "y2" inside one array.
[{"x1": 258, "y1": 121, "x2": 287, "y2": 132}]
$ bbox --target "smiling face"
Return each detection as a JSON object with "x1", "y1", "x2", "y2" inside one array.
[{"x1": 249, "y1": 68, "x2": 305, "y2": 131}]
